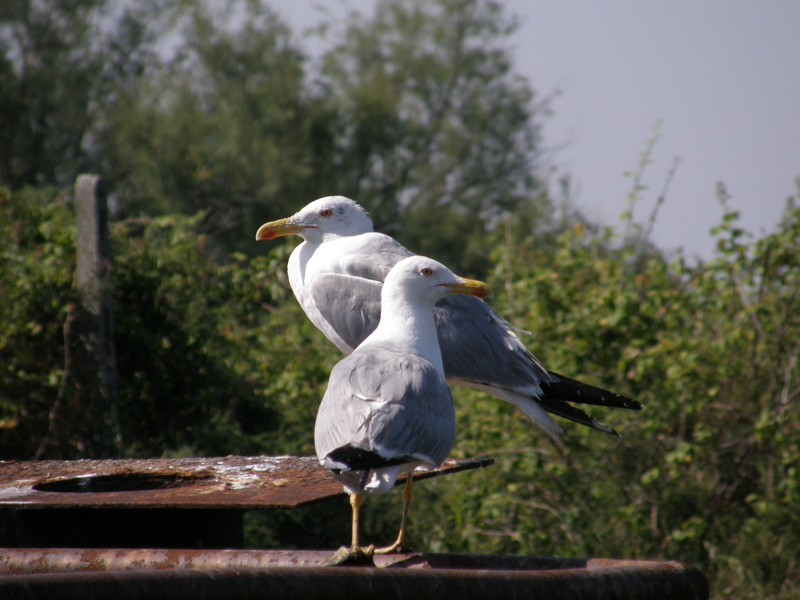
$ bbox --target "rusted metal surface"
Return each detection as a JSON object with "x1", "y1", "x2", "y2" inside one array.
[
  {"x1": 0, "y1": 457, "x2": 710, "y2": 598},
  {"x1": 0, "y1": 551, "x2": 709, "y2": 599},
  {"x1": 1, "y1": 456, "x2": 492, "y2": 550},
  {"x1": 0, "y1": 547, "x2": 684, "y2": 573},
  {"x1": 0, "y1": 456, "x2": 493, "y2": 510}
]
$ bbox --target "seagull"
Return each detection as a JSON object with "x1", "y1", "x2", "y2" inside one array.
[
  {"x1": 257, "y1": 196, "x2": 642, "y2": 440},
  {"x1": 315, "y1": 255, "x2": 491, "y2": 565}
]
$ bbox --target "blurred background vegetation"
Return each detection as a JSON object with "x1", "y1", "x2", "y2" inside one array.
[{"x1": 1, "y1": 1, "x2": 798, "y2": 598}]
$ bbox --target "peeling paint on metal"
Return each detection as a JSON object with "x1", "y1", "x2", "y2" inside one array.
[{"x1": 0, "y1": 456, "x2": 493, "y2": 510}]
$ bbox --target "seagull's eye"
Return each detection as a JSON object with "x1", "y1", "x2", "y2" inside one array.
[
  {"x1": 420, "y1": 268, "x2": 434, "y2": 277},
  {"x1": 319, "y1": 209, "x2": 333, "y2": 218}
]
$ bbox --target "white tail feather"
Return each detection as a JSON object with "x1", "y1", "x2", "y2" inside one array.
[{"x1": 467, "y1": 383, "x2": 565, "y2": 441}]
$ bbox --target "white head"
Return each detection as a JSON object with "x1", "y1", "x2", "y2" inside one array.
[
  {"x1": 382, "y1": 256, "x2": 491, "y2": 309},
  {"x1": 255, "y1": 196, "x2": 373, "y2": 244}
]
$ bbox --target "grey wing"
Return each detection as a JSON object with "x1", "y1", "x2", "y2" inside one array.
[
  {"x1": 309, "y1": 274, "x2": 383, "y2": 350},
  {"x1": 434, "y1": 294, "x2": 559, "y2": 394},
  {"x1": 309, "y1": 271, "x2": 559, "y2": 394},
  {"x1": 433, "y1": 297, "x2": 637, "y2": 436},
  {"x1": 315, "y1": 350, "x2": 456, "y2": 469},
  {"x1": 367, "y1": 352, "x2": 456, "y2": 467},
  {"x1": 343, "y1": 233, "x2": 414, "y2": 282}
]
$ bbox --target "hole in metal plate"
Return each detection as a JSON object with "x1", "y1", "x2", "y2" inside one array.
[{"x1": 33, "y1": 473, "x2": 205, "y2": 493}]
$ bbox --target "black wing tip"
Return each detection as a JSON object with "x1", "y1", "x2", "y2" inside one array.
[
  {"x1": 609, "y1": 395, "x2": 644, "y2": 411},
  {"x1": 595, "y1": 421, "x2": 621, "y2": 438},
  {"x1": 544, "y1": 371, "x2": 642, "y2": 411},
  {"x1": 535, "y1": 396, "x2": 624, "y2": 438}
]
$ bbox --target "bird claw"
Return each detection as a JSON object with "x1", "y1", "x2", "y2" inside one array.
[
  {"x1": 374, "y1": 541, "x2": 411, "y2": 555},
  {"x1": 322, "y1": 545, "x2": 376, "y2": 567}
]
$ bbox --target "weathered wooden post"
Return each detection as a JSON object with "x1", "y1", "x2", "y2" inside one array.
[{"x1": 72, "y1": 174, "x2": 121, "y2": 456}]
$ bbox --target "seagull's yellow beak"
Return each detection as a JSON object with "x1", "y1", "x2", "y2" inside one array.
[
  {"x1": 255, "y1": 218, "x2": 309, "y2": 241},
  {"x1": 442, "y1": 278, "x2": 492, "y2": 299}
]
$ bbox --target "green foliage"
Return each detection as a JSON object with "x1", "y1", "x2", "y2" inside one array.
[
  {"x1": 97, "y1": 0, "x2": 337, "y2": 253},
  {"x1": 0, "y1": 0, "x2": 337, "y2": 255},
  {"x1": 1, "y1": 0, "x2": 548, "y2": 268},
  {"x1": 0, "y1": 188, "x2": 334, "y2": 459},
  {"x1": 110, "y1": 214, "x2": 340, "y2": 458},
  {"x1": 0, "y1": 184, "x2": 348, "y2": 546},
  {"x1": 3, "y1": 2, "x2": 800, "y2": 598},
  {"x1": 0, "y1": 187, "x2": 75, "y2": 457},
  {"x1": 0, "y1": 0, "x2": 106, "y2": 188},
  {"x1": 321, "y1": 0, "x2": 547, "y2": 274},
  {"x1": 404, "y1": 186, "x2": 800, "y2": 599},
  {"x1": 4, "y1": 180, "x2": 800, "y2": 599}
]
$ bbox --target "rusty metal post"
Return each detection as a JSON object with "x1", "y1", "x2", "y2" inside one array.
[{"x1": 70, "y1": 175, "x2": 121, "y2": 456}]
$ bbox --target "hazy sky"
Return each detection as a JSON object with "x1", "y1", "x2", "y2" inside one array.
[{"x1": 280, "y1": 2, "x2": 800, "y2": 258}]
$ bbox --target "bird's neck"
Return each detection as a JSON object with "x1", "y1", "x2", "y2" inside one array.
[
  {"x1": 291, "y1": 235, "x2": 354, "y2": 287},
  {"x1": 291, "y1": 240, "x2": 317, "y2": 288},
  {"x1": 366, "y1": 296, "x2": 444, "y2": 376}
]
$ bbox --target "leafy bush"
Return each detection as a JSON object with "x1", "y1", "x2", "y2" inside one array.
[
  {"x1": 3, "y1": 182, "x2": 799, "y2": 597},
  {"x1": 410, "y1": 187, "x2": 800, "y2": 599},
  {"x1": 0, "y1": 188, "x2": 333, "y2": 460},
  {"x1": 0, "y1": 187, "x2": 75, "y2": 457}
]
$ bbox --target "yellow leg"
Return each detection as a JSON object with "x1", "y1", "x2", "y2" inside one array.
[
  {"x1": 375, "y1": 475, "x2": 413, "y2": 554},
  {"x1": 350, "y1": 493, "x2": 362, "y2": 551},
  {"x1": 323, "y1": 493, "x2": 375, "y2": 567}
]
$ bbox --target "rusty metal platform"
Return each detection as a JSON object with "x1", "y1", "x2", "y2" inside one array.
[
  {"x1": 0, "y1": 455, "x2": 492, "y2": 510},
  {"x1": 0, "y1": 456, "x2": 492, "y2": 549},
  {"x1": 0, "y1": 457, "x2": 709, "y2": 598},
  {"x1": 0, "y1": 550, "x2": 709, "y2": 599}
]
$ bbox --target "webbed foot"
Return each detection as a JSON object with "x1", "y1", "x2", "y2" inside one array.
[{"x1": 322, "y1": 544, "x2": 376, "y2": 567}]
